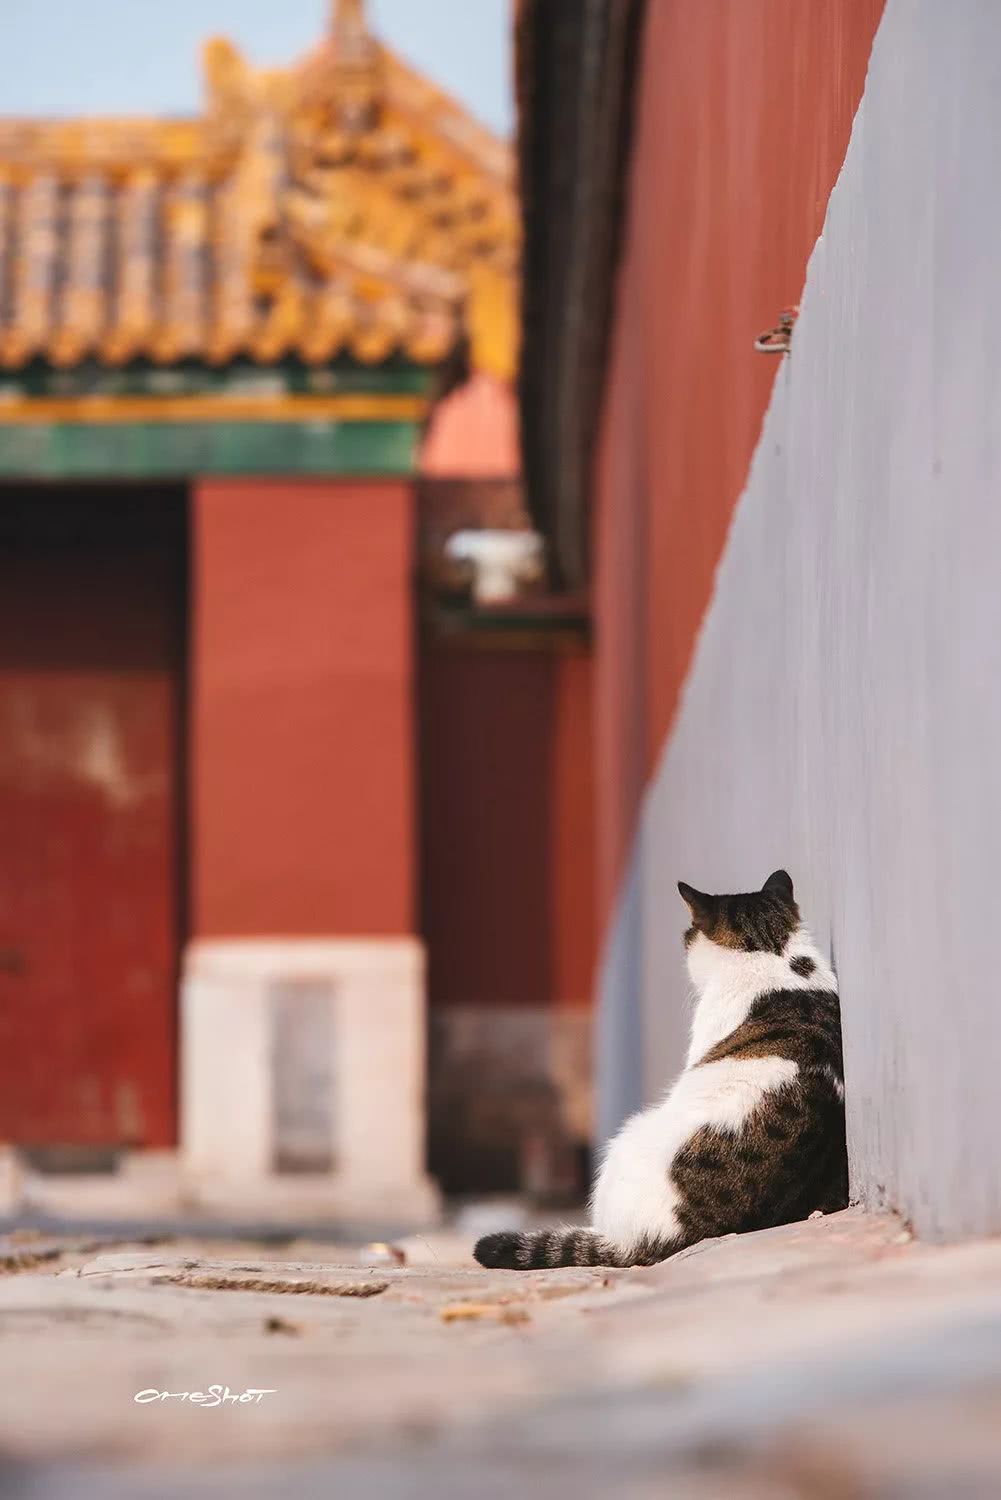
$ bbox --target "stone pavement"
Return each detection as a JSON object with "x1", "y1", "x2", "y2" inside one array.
[{"x1": 2, "y1": 1208, "x2": 1001, "y2": 1497}]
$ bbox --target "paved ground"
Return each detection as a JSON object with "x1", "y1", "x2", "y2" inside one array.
[{"x1": 2, "y1": 1208, "x2": 1001, "y2": 1497}]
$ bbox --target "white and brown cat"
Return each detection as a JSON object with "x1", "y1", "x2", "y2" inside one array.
[{"x1": 474, "y1": 871, "x2": 847, "y2": 1269}]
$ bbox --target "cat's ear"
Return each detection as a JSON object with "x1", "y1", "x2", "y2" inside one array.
[
  {"x1": 678, "y1": 881, "x2": 714, "y2": 925},
  {"x1": 762, "y1": 869, "x2": 794, "y2": 900}
]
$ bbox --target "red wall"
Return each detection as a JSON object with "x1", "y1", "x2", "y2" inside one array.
[
  {"x1": 192, "y1": 479, "x2": 415, "y2": 938},
  {"x1": 594, "y1": 0, "x2": 884, "y2": 923},
  {"x1": 420, "y1": 647, "x2": 595, "y2": 1009},
  {"x1": 0, "y1": 487, "x2": 184, "y2": 1147}
]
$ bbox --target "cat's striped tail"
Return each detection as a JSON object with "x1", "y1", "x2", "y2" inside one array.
[
  {"x1": 473, "y1": 1226, "x2": 677, "y2": 1269},
  {"x1": 473, "y1": 1227, "x2": 623, "y2": 1268}
]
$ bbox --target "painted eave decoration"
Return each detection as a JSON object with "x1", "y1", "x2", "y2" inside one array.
[{"x1": 0, "y1": 0, "x2": 519, "y2": 390}]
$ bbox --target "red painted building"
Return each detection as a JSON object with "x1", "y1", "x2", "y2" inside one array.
[{"x1": 0, "y1": 1, "x2": 595, "y2": 1220}]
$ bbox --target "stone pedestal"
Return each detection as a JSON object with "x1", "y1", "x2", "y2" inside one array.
[{"x1": 180, "y1": 936, "x2": 439, "y2": 1227}]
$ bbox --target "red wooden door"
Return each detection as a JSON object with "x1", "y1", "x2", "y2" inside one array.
[{"x1": 0, "y1": 488, "x2": 185, "y2": 1148}]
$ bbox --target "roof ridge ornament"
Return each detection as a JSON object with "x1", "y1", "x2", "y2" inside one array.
[
  {"x1": 330, "y1": 0, "x2": 379, "y2": 132},
  {"x1": 332, "y1": 0, "x2": 368, "y2": 39}
]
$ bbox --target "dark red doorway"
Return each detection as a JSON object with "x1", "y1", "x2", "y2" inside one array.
[{"x1": 0, "y1": 485, "x2": 187, "y2": 1149}]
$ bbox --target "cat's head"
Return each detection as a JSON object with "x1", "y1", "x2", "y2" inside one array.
[{"x1": 677, "y1": 870, "x2": 800, "y2": 969}]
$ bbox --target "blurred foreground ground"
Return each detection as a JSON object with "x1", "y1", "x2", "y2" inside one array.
[{"x1": 2, "y1": 1207, "x2": 1001, "y2": 1498}]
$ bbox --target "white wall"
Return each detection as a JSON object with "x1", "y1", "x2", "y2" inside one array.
[{"x1": 599, "y1": 0, "x2": 1001, "y2": 1240}]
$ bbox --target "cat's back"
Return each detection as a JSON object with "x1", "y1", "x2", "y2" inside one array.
[
  {"x1": 672, "y1": 979, "x2": 848, "y2": 1239},
  {"x1": 697, "y1": 981, "x2": 844, "y2": 1083}
]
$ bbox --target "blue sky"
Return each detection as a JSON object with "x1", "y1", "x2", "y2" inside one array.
[{"x1": 2, "y1": 0, "x2": 513, "y2": 137}]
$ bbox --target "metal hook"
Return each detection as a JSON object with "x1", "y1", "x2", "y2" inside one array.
[{"x1": 754, "y1": 305, "x2": 799, "y2": 354}]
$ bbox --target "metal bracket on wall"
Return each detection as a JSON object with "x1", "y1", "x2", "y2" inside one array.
[{"x1": 754, "y1": 305, "x2": 800, "y2": 354}]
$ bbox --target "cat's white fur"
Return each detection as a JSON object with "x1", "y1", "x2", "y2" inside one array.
[{"x1": 590, "y1": 925, "x2": 835, "y2": 1257}]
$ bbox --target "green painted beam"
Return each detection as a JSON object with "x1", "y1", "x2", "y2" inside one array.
[{"x1": 0, "y1": 419, "x2": 421, "y2": 479}]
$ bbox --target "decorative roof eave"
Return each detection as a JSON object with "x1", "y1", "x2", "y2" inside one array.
[
  {"x1": 378, "y1": 48, "x2": 514, "y2": 188},
  {"x1": 0, "y1": 0, "x2": 519, "y2": 380}
]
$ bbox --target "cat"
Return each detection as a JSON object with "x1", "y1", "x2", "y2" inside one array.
[{"x1": 474, "y1": 870, "x2": 848, "y2": 1269}]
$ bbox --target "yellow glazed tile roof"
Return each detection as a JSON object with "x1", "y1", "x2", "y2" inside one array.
[{"x1": 0, "y1": 0, "x2": 519, "y2": 376}]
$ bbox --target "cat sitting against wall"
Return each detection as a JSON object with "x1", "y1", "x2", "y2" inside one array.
[{"x1": 474, "y1": 870, "x2": 848, "y2": 1269}]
